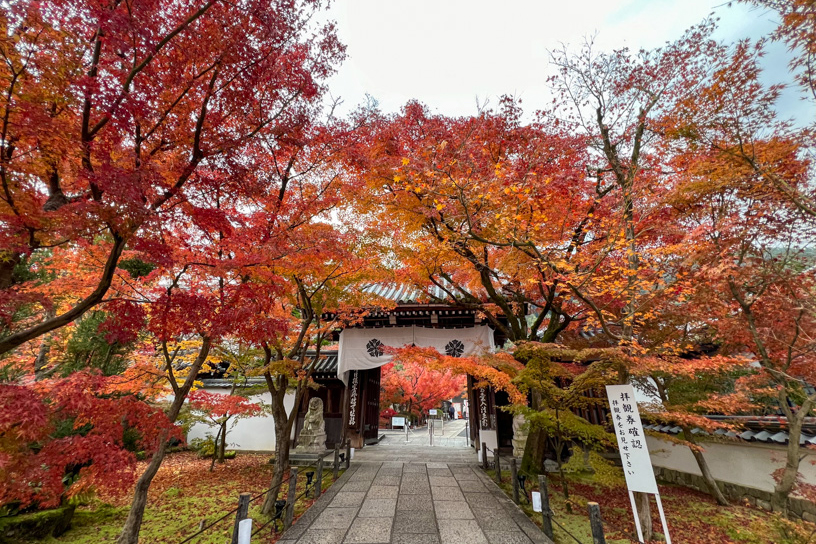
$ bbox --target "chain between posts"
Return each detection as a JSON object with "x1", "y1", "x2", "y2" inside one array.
[
  {"x1": 176, "y1": 468, "x2": 304, "y2": 544},
  {"x1": 479, "y1": 444, "x2": 596, "y2": 544},
  {"x1": 175, "y1": 451, "x2": 342, "y2": 544},
  {"x1": 250, "y1": 465, "x2": 334, "y2": 538},
  {"x1": 550, "y1": 515, "x2": 587, "y2": 544}
]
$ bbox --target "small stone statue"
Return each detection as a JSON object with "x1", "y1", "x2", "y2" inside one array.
[
  {"x1": 294, "y1": 397, "x2": 327, "y2": 453},
  {"x1": 512, "y1": 413, "x2": 528, "y2": 458}
]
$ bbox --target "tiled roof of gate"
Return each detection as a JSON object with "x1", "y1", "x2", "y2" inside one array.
[
  {"x1": 200, "y1": 351, "x2": 339, "y2": 387},
  {"x1": 360, "y1": 282, "x2": 452, "y2": 304},
  {"x1": 310, "y1": 352, "x2": 339, "y2": 377}
]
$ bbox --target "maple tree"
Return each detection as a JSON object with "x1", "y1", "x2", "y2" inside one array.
[
  {"x1": 739, "y1": 1, "x2": 816, "y2": 218},
  {"x1": 656, "y1": 28, "x2": 816, "y2": 514},
  {"x1": 1, "y1": 2, "x2": 346, "y2": 542},
  {"x1": 348, "y1": 98, "x2": 619, "y2": 474},
  {"x1": 351, "y1": 99, "x2": 598, "y2": 344},
  {"x1": 546, "y1": 22, "x2": 730, "y2": 352},
  {"x1": 0, "y1": 372, "x2": 177, "y2": 514},
  {"x1": 544, "y1": 22, "x2": 751, "y2": 537},
  {"x1": 512, "y1": 342, "x2": 618, "y2": 510},
  {"x1": 2, "y1": 0, "x2": 348, "y2": 539},
  {"x1": 255, "y1": 260, "x2": 371, "y2": 518},
  {"x1": 668, "y1": 152, "x2": 815, "y2": 513},
  {"x1": 632, "y1": 352, "x2": 757, "y2": 506},
  {"x1": 190, "y1": 115, "x2": 385, "y2": 517},
  {"x1": 0, "y1": 0, "x2": 344, "y2": 358},
  {"x1": 384, "y1": 345, "x2": 527, "y2": 407},
  {"x1": 380, "y1": 361, "x2": 465, "y2": 420},
  {"x1": 186, "y1": 390, "x2": 262, "y2": 468}
]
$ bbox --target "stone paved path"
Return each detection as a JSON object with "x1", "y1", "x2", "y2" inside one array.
[
  {"x1": 352, "y1": 420, "x2": 474, "y2": 464},
  {"x1": 278, "y1": 461, "x2": 553, "y2": 544}
]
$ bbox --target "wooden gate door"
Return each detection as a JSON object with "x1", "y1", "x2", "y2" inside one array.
[{"x1": 363, "y1": 367, "x2": 381, "y2": 443}]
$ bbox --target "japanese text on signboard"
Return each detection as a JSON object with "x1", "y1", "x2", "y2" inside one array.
[{"x1": 605, "y1": 385, "x2": 658, "y2": 494}]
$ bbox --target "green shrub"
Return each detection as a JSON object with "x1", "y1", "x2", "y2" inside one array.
[
  {"x1": 562, "y1": 448, "x2": 624, "y2": 487},
  {"x1": 189, "y1": 435, "x2": 216, "y2": 458},
  {"x1": 122, "y1": 427, "x2": 142, "y2": 452}
]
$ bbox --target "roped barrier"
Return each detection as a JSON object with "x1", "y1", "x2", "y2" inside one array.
[
  {"x1": 174, "y1": 441, "x2": 352, "y2": 544},
  {"x1": 479, "y1": 444, "x2": 645, "y2": 544}
]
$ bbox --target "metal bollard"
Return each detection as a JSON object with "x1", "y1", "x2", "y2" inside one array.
[
  {"x1": 345, "y1": 440, "x2": 351, "y2": 469},
  {"x1": 494, "y1": 450, "x2": 502, "y2": 483},
  {"x1": 481, "y1": 442, "x2": 488, "y2": 470},
  {"x1": 333, "y1": 444, "x2": 340, "y2": 479}
]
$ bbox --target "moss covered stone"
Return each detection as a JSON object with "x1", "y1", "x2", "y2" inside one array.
[{"x1": 0, "y1": 505, "x2": 75, "y2": 542}]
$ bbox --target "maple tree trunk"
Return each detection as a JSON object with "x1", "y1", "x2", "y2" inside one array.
[
  {"x1": 553, "y1": 411, "x2": 572, "y2": 513},
  {"x1": 33, "y1": 339, "x2": 52, "y2": 379},
  {"x1": 681, "y1": 427, "x2": 729, "y2": 506},
  {"x1": 218, "y1": 420, "x2": 227, "y2": 463},
  {"x1": 118, "y1": 440, "x2": 169, "y2": 544},
  {"x1": 262, "y1": 398, "x2": 291, "y2": 516},
  {"x1": 33, "y1": 308, "x2": 56, "y2": 380},
  {"x1": 553, "y1": 440, "x2": 572, "y2": 514},
  {"x1": 521, "y1": 390, "x2": 547, "y2": 474},
  {"x1": 772, "y1": 407, "x2": 808, "y2": 515},
  {"x1": 620, "y1": 178, "x2": 638, "y2": 342},
  {"x1": 117, "y1": 337, "x2": 211, "y2": 544},
  {"x1": 520, "y1": 428, "x2": 547, "y2": 474},
  {"x1": 637, "y1": 492, "x2": 652, "y2": 541},
  {"x1": 209, "y1": 425, "x2": 222, "y2": 473},
  {"x1": 0, "y1": 252, "x2": 21, "y2": 290},
  {"x1": 597, "y1": 103, "x2": 655, "y2": 540}
]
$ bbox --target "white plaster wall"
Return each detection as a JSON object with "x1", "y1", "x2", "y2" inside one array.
[
  {"x1": 186, "y1": 388, "x2": 297, "y2": 452},
  {"x1": 647, "y1": 435, "x2": 816, "y2": 494}
]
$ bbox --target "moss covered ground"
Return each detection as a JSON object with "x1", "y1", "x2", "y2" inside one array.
[
  {"x1": 10, "y1": 452, "x2": 338, "y2": 544},
  {"x1": 485, "y1": 468, "x2": 816, "y2": 544},
  {"x1": 12, "y1": 452, "x2": 815, "y2": 544}
]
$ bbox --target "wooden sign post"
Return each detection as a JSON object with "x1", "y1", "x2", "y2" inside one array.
[{"x1": 605, "y1": 385, "x2": 671, "y2": 544}]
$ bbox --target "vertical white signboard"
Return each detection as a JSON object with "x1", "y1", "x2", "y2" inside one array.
[
  {"x1": 606, "y1": 385, "x2": 671, "y2": 544},
  {"x1": 606, "y1": 385, "x2": 658, "y2": 494}
]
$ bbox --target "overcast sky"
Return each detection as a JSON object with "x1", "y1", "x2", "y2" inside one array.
[{"x1": 321, "y1": 0, "x2": 807, "y2": 121}]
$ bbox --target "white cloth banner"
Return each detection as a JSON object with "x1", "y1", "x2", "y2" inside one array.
[
  {"x1": 337, "y1": 325, "x2": 495, "y2": 383},
  {"x1": 412, "y1": 326, "x2": 494, "y2": 357}
]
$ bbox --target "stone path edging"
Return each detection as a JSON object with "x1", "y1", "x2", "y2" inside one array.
[
  {"x1": 280, "y1": 464, "x2": 361, "y2": 541},
  {"x1": 473, "y1": 466, "x2": 554, "y2": 544}
]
